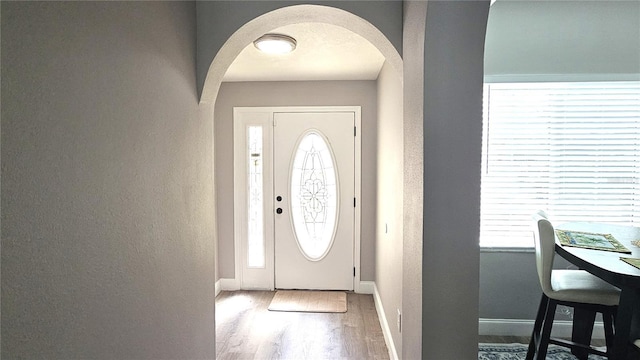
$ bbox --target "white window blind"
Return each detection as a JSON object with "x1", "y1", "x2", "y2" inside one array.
[{"x1": 480, "y1": 81, "x2": 640, "y2": 248}]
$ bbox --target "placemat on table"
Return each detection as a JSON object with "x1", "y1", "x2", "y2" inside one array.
[
  {"x1": 555, "y1": 229, "x2": 631, "y2": 254},
  {"x1": 621, "y1": 257, "x2": 640, "y2": 270}
]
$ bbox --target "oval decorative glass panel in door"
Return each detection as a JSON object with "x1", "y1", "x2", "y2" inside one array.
[{"x1": 290, "y1": 131, "x2": 339, "y2": 261}]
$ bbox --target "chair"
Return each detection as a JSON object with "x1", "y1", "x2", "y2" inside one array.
[{"x1": 526, "y1": 211, "x2": 620, "y2": 360}]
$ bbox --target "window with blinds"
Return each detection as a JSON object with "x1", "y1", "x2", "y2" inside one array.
[{"x1": 480, "y1": 81, "x2": 640, "y2": 248}]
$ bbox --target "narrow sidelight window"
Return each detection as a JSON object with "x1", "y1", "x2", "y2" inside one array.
[{"x1": 247, "y1": 126, "x2": 265, "y2": 268}]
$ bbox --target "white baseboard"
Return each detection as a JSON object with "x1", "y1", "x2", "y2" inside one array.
[
  {"x1": 479, "y1": 318, "x2": 605, "y2": 340},
  {"x1": 220, "y1": 278, "x2": 240, "y2": 291},
  {"x1": 373, "y1": 283, "x2": 399, "y2": 360},
  {"x1": 218, "y1": 279, "x2": 372, "y2": 294},
  {"x1": 357, "y1": 281, "x2": 375, "y2": 294}
]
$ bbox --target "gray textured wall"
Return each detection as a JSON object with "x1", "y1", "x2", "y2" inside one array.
[
  {"x1": 1, "y1": 2, "x2": 216, "y2": 358},
  {"x1": 480, "y1": 251, "x2": 576, "y2": 321},
  {"x1": 401, "y1": 2, "x2": 426, "y2": 358},
  {"x1": 480, "y1": 251, "x2": 540, "y2": 319},
  {"x1": 376, "y1": 61, "x2": 404, "y2": 356},
  {"x1": 485, "y1": 0, "x2": 640, "y2": 81},
  {"x1": 422, "y1": 2, "x2": 489, "y2": 359},
  {"x1": 213, "y1": 81, "x2": 378, "y2": 281}
]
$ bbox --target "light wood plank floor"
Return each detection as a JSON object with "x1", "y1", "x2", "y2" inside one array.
[
  {"x1": 216, "y1": 291, "x2": 604, "y2": 359},
  {"x1": 215, "y1": 290, "x2": 389, "y2": 360}
]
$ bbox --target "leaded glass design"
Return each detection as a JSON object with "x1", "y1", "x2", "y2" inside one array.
[
  {"x1": 290, "y1": 132, "x2": 338, "y2": 260},
  {"x1": 247, "y1": 126, "x2": 265, "y2": 268}
]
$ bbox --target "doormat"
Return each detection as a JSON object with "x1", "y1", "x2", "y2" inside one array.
[{"x1": 268, "y1": 290, "x2": 347, "y2": 313}]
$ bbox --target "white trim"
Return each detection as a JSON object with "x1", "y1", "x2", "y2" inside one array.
[
  {"x1": 233, "y1": 106, "x2": 362, "y2": 291},
  {"x1": 353, "y1": 110, "x2": 362, "y2": 293},
  {"x1": 219, "y1": 278, "x2": 240, "y2": 291},
  {"x1": 484, "y1": 73, "x2": 640, "y2": 83},
  {"x1": 357, "y1": 281, "x2": 375, "y2": 295},
  {"x1": 480, "y1": 247, "x2": 535, "y2": 254},
  {"x1": 373, "y1": 283, "x2": 399, "y2": 360},
  {"x1": 232, "y1": 111, "x2": 245, "y2": 290},
  {"x1": 479, "y1": 318, "x2": 606, "y2": 339},
  {"x1": 215, "y1": 279, "x2": 222, "y2": 297}
]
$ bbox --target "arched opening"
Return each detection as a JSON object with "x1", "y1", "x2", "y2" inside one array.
[
  {"x1": 200, "y1": 4, "x2": 405, "y2": 359},
  {"x1": 200, "y1": 4, "x2": 402, "y2": 105}
]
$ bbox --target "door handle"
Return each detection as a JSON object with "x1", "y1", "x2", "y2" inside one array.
[{"x1": 276, "y1": 208, "x2": 283, "y2": 214}]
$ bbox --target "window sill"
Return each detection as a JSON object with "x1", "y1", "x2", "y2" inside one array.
[{"x1": 480, "y1": 247, "x2": 535, "y2": 254}]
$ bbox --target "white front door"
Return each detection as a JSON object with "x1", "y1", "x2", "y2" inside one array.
[{"x1": 273, "y1": 112, "x2": 355, "y2": 290}]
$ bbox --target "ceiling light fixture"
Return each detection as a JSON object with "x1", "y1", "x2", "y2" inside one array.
[{"x1": 253, "y1": 33, "x2": 297, "y2": 54}]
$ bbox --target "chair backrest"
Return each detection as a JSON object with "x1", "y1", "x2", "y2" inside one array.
[{"x1": 532, "y1": 210, "x2": 555, "y2": 296}]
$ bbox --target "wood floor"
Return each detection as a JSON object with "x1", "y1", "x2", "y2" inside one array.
[
  {"x1": 216, "y1": 291, "x2": 607, "y2": 359},
  {"x1": 215, "y1": 290, "x2": 389, "y2": 360}
]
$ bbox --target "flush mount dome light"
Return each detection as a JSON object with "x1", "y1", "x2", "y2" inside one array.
[{"x1": 253, "y1": 33, "x2": 297, "y2": 54}]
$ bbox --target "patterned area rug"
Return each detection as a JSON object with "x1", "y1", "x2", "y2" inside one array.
[{"x1": 478, "y1": 343, "x2": 606, "y2": 360}]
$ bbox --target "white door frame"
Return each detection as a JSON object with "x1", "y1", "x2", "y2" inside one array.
[{"x1": 232, "y1": 106, "x2": 363, "y2": 292}]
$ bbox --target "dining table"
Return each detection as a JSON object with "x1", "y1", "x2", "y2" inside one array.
[{"x1": 555, "y1": 222, "x2": 640, "y2": 360}]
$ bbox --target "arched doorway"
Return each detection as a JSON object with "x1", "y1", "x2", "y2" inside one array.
[
  {"x1": 199, "y1": 4, "x2": 402, "y2": 104},
  {"x1": 201, "y1": 4, "x2": 405, "y2": 359}
]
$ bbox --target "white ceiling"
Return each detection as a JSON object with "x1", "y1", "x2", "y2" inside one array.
[{"x1": 222, "y1": 23, "x2": 386, "y2": 82}]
